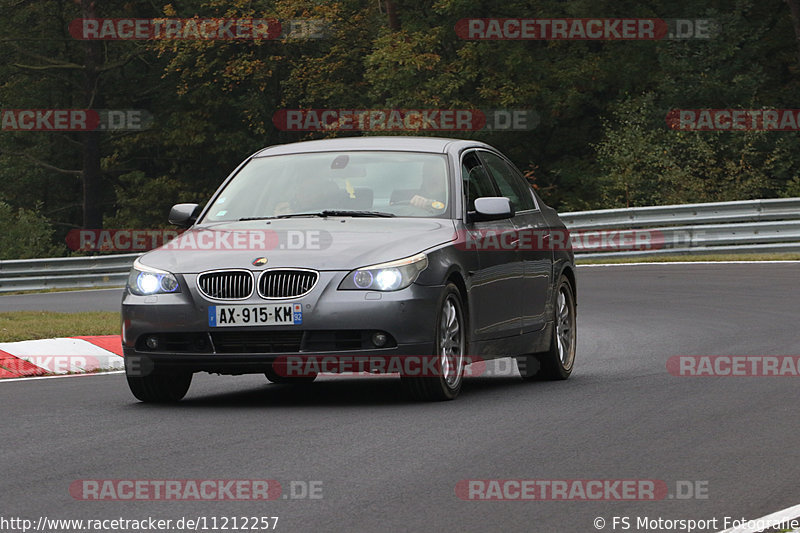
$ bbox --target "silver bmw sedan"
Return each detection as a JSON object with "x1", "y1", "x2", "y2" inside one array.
[{"x1": 122, "y1": 136, "x2": 576, "y2": 402}]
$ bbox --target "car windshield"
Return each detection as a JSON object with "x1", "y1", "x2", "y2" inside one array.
[{"x1": 200, "y1": 151, "x2": 450, "y2": 222}]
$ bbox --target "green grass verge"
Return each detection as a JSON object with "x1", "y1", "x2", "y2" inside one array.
[
  {"x1": 576, "y1": 252, "x2": 800, "y2": 264},
  {"x1": 0, "y1": 311, "x2": 120, "y2": 343}
]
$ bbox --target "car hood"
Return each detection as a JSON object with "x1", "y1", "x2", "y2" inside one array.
[{"x1": 138, "y1": 218, "x2": 457, "y2": 273}]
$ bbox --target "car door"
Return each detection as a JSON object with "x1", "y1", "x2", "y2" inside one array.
[
  {"x1": 461, "y1": 150, "x2": 523, "y2": 341},
  {"x1": 478, "y1": 150, "x2": 552, "y2": 334}
]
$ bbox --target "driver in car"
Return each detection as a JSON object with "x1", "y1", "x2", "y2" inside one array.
[
  {"x1": 409, "y1": 160, "x2": 447, "y2": 212},
  {"x1": 273, "y1": 176, "x2": 343, "y2": 216}
]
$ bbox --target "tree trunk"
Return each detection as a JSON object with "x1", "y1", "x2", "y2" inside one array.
[
  {"x1": 787, "y1": 0, "x2": 800, "y2": 71},
  {"x1": 81, "y1": 0, "x2": 103, "y2": 229},
  {"x1": 385, "y1": 0, "x2": 400, "y2": 31}
]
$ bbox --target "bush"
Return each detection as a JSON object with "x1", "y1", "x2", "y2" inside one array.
[{"x1": 0, "y1": 201, "x2": 64, "y2": 259}]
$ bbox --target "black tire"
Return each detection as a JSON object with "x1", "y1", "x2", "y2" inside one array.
[
  {"x1": 126, "y1": 371, "x2": 192, "y2": 403},
  {"x1": 264, "y1": 363, "x2": 317, "y2": 384},
  {"x1": 517, "y1": 275, "x2": 576, "y2": 381},
  {"x1": 402, "y1": 283, "x2": 467, "y2": 401}
]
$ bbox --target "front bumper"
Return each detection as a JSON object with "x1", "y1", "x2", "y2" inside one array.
[{"x1": 122, "y1": 271, "x2": 443, "y2": 375}]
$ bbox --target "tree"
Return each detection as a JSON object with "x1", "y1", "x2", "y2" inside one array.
[{"x1": 0, "y1": 0, "x2": 164, "y2": 231}]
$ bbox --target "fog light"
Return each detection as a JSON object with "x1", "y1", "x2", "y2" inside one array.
[
  {"x1": 372, "y1": 332, "x2": 387, "y2": 347},
  {"x1": 145, "y1": 336, "x2": 159, "y2": 350}
]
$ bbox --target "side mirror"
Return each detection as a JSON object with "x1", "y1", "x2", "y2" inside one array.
[
  {"x1": 168, "y1": 203, "x2": 200, "y2": 227},
  {"x1": 471, "y1": 197, "x2": 514, "y2": 222}
]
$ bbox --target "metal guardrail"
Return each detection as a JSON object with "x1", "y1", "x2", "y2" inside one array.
[
  {"x1": 560, "y1": 197, "x2": 800, "y2": 230},
  {"x1": 0, "y1": 253, "x2": 139, "y2": 293},
  {"x1": 562, "y1": 198, "x2": 800, "y2": 259},
  {"x1": 0, "y1": 198, "x2": 798, "y2": 293}
]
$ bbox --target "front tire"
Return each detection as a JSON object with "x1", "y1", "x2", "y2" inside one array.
[
  {"x1": 517, "y1": 275, "x2": 576, "y2": 380},
  {"x1": 402, "y1": 283, "x2": 466, "y2": 401},
  {"x1": 126, "y1": 371, "x2": 192, "y2": 403}
]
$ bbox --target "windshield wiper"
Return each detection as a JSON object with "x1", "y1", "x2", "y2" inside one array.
[
  {"x1": 318, "y1": 210, "x2": 396, "y2": 218},
  {"x1": 239, "y1": 211, "x2": 396, "y2": 221},
  {"x1": 238, "y1": 213, "x2": 322, "y2": 221}
]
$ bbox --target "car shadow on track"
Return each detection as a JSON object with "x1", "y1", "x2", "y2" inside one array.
[{"x1": 140, "y1": 374, "x2": 554, "y2": 408}]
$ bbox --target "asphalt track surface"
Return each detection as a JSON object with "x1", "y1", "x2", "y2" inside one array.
[
  {"x1": 2, "y1": 263, "x2": 799, "y2": 532},
  {"x1": 0, "y1": 287, "x2": 123, "y2": 312}
]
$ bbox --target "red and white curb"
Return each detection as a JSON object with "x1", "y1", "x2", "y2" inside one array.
[{"x1": 0, "y1": 335, "x2": 123, "y2": 379}]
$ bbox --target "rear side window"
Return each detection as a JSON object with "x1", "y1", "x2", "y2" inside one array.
[
  {"x1": 479, "y1": 151, "x2": 535, "y2": 211},
  {"x1": 461, "y1": 151, "x2": 497, "y2": 211}
]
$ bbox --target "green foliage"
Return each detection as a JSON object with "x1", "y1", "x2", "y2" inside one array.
[
  {"x1": 595, "y1": 93, "x2": 772, "y2": 207},
  {"x1": 103, "y1": 171, "x2": 206, "y2": 229},
  {"x1": 0, "y1": 202, "x2": 63, "y2": 259},
  {"x1": 1, "y1": 0, "x2": 800, "y2": 256}
]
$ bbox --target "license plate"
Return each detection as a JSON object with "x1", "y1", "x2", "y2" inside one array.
[{"x1": 208, "y1": 304, "x2": 302, "y2": 327}]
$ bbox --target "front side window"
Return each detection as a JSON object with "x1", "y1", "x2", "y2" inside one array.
[
  {"x1": 461, "y1": 150, "x2": 497, "y2": 212},
  {"x1": 200, "y1": 151, "x2": 450, "y2": 222},
  {"x1": 479, "y1": 151, "x2": 535, "y2": 212}
]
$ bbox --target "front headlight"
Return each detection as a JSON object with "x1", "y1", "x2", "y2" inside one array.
[
  {"x1": 339, "y1": 253, "x2": 428, "y2": 291},
  {"x1": 127, "y1": 258, "x2": 181, "y2": 296}
]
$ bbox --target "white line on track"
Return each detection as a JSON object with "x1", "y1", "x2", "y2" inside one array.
[
  {"x1": 578, "y1": 260, "x2": 800, "y2": 267},
  {"x1": 717, "y1": 502, "x2": 800, "y2": 532}
]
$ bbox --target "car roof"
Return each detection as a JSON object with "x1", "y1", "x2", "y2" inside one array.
[{"x1": 252, "y1": 136, "x2": 495, "y2": 157}]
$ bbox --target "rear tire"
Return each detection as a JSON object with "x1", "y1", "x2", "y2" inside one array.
[
  {"x1": 402, "y1": 283, "x2": 466, "y2": 401},
  {"x1": 127, "y1": 371, "x2": 192, "y2": 403},
  {"x1": 517, "y1": 275, "x2": 576, "y2": 381}
]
